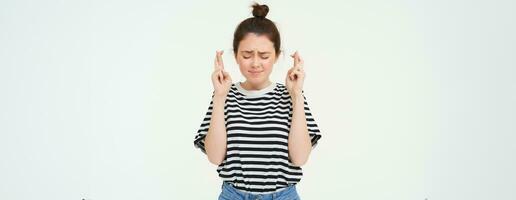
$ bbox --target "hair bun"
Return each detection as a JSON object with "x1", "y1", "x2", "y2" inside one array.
[{"x1": 252, "y1": 3, "x2": 269, "y2": 18}]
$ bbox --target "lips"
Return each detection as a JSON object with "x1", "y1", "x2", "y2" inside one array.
[{"x1": 249, "y1": 71, "x2": 263, "y2": 74}]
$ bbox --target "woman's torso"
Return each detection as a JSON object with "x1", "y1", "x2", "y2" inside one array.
[{"x1": 216, "y1": 82, "x2": 304, "y2": 194}]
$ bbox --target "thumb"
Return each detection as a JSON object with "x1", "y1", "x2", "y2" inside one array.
[
  {"x1": 222, "y1": 70, "x2": 231, "y2": 77},
  {"x1": 222, "y1": 70, "x2": 231, "y2": 80},
  {"x1": 289, "y1": 71, "x2": 295, "y2": 81},
  {"x1": 218, "y1": 70, "x2": 223, "y2": 83}
]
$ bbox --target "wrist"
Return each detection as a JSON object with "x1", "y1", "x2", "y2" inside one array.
[
  {"x1": 291, "y1": 94, "x2": 304, "y2": 104},
  {"x1": 213, "y1": 94, "x2": 227, "y2": 103},
  {"x1": 289, "y1": 90, "x2": 303, "y2": 99}
]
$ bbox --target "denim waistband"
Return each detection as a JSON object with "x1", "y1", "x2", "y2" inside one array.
[{"x1": 221, "y1": 181, "x2": 297, "y2": 199}]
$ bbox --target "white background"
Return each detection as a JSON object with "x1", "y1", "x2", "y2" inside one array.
[{"x1": 1, "y1": 0, "x2": 515, "y2": 199}]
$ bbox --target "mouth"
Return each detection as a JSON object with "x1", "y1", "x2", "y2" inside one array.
[{"x1": 249, "y1": 70, "x2": 263, "y2": 75}]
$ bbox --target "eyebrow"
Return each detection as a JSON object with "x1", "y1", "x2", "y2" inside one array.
[{"x1": 240, "y1": 50, "x2": 271, "y2": 54}]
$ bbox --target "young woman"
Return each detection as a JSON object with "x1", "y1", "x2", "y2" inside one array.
[{"x1": 194, "y1": 3, "x2": 322, "y2": 200}]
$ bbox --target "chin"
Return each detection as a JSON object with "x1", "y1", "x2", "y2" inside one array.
[{"x1": 247, "y1": 77, "x2": 265, "y2": 81}]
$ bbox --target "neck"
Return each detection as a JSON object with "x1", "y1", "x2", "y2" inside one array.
[{"x1": 241, "y1": 80, "x2": 272, "y2": 91}]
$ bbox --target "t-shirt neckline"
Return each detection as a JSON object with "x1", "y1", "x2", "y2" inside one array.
[{"x1": 235, "y1": 81, "x2": 276, "y2": 97}]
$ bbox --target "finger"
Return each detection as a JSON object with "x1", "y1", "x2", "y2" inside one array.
[
  {"x1": 295, "y1": 70, "x2": 304, "y2": 78},
  {"x1": 290, "y1": 51, "x2": 296, "y2": 59},
  {"x1": 222, "y1": 70, "x2": 231, "y2": 81},
  {"x1": 291, "y1": 70, "x2": 305, "y2": 79},
  {"x1": 297, "y1": 53, "x2": 304, "y2": 69},
  {"x1": 216, "y1": 50, "x2": 225, "y2": 70},
  {"x1": 214, "y1": 54, "x2": 219, "y2": 70},
  {"x1": 291, "y1": 70, "x2": 304, "y2": 80},
  {"x1": 218, "y1": 69, "x2": 223, "y2": 83},
  {"x1": 220, "y1": 50, "x2": 225, "y2": 70},
  {"x1": 289, "y1": 71, "x2": 296, "y2": 81},
  {"x1": 215, "y1": 51, "x2": 220, "y2": 67},
  {"x1": 291, "y1": 51, "x2": 299, "y2": 67},
  {"x1": 215, "y1": 51, "x2": 221, "y2": 68},
  {"x1": 286, "y1": 68, "x2": 294, "y2": 80},
  {"x1": 293, "y1": 52, "x2": 302, "y2": 69},
  {"x1": 287, "y1": 68, "x2": 294, "y2": 74},
  {"x1": 215, "y1": 51, "x2": 223, "y2": 70}
]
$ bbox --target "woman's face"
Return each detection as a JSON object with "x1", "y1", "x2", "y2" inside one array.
[{"x1": 235, "y1": 33, "x2": 277, "y2": 85}]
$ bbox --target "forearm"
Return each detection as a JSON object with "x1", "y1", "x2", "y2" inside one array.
[
  {"x1": 205, "y1": 95, "x2": 227, "y2": 165},
  {"x1": 288, "y1": 93, "x2": 312, "y2": 167}
]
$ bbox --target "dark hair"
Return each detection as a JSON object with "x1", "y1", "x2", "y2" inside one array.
[{"x1": 233, "y1": 3, "x2": 281, "y2": 58}]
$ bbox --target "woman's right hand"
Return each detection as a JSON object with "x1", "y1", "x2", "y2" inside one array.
[{"x1": 211, "y1": 50, "x2": 232, "y2": 97}]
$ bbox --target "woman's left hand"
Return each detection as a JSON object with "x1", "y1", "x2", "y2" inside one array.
[{"x1": 285, "y1": 51, "x2": 305, "y2": 98}]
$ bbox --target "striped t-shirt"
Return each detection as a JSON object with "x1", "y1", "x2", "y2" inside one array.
[{"x1": 194, "y1": 82, "x2": 322, "y2": 194}]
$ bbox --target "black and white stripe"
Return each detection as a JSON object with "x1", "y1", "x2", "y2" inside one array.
[{"x1": 194, "y1": 82, "x2": 322, "y2": 194}]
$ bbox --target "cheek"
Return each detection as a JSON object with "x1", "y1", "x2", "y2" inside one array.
[
  {"x1": 237, "y1": 59, "x2": 252, "y2": 68},
  {"x1": 263, "y1": 59, "x2": 275, "y2": 70},
  {"x1": 237, "y1": 60, "x2": 252, "y2": 74}
]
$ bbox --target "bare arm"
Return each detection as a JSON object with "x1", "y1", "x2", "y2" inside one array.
[
  {"x1": 286, "y1": 51, "x2": 312, "y2": 167},
  {"x1": 204, "y1": 94, "x2": 228, "y2": 165},
  {"x1": 205, "y1": 50, "x2": 231, "y2": 165},
  {"x1": 288, "y1": 93, "x2": 312, "y2": 167}
]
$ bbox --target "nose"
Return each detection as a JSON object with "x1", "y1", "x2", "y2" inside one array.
[{"x1": 251, "y1": 56, "x2": 260, "y2": 68}]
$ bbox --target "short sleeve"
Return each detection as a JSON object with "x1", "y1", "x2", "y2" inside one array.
[
  {"x1": 302, "y1": 92, "x2": 322, "y2": 149},
  {"x1": 193, "y1": 95, "x2": 214, "y2": 154}
]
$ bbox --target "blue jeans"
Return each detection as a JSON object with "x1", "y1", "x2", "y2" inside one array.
[{"x1": 218, "y1": 182, "x2": 300, "y2": 200}]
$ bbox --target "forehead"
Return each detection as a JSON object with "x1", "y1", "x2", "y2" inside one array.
[{"x1": 238, "y1": 33, "x2": 275, "y2": 53}]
